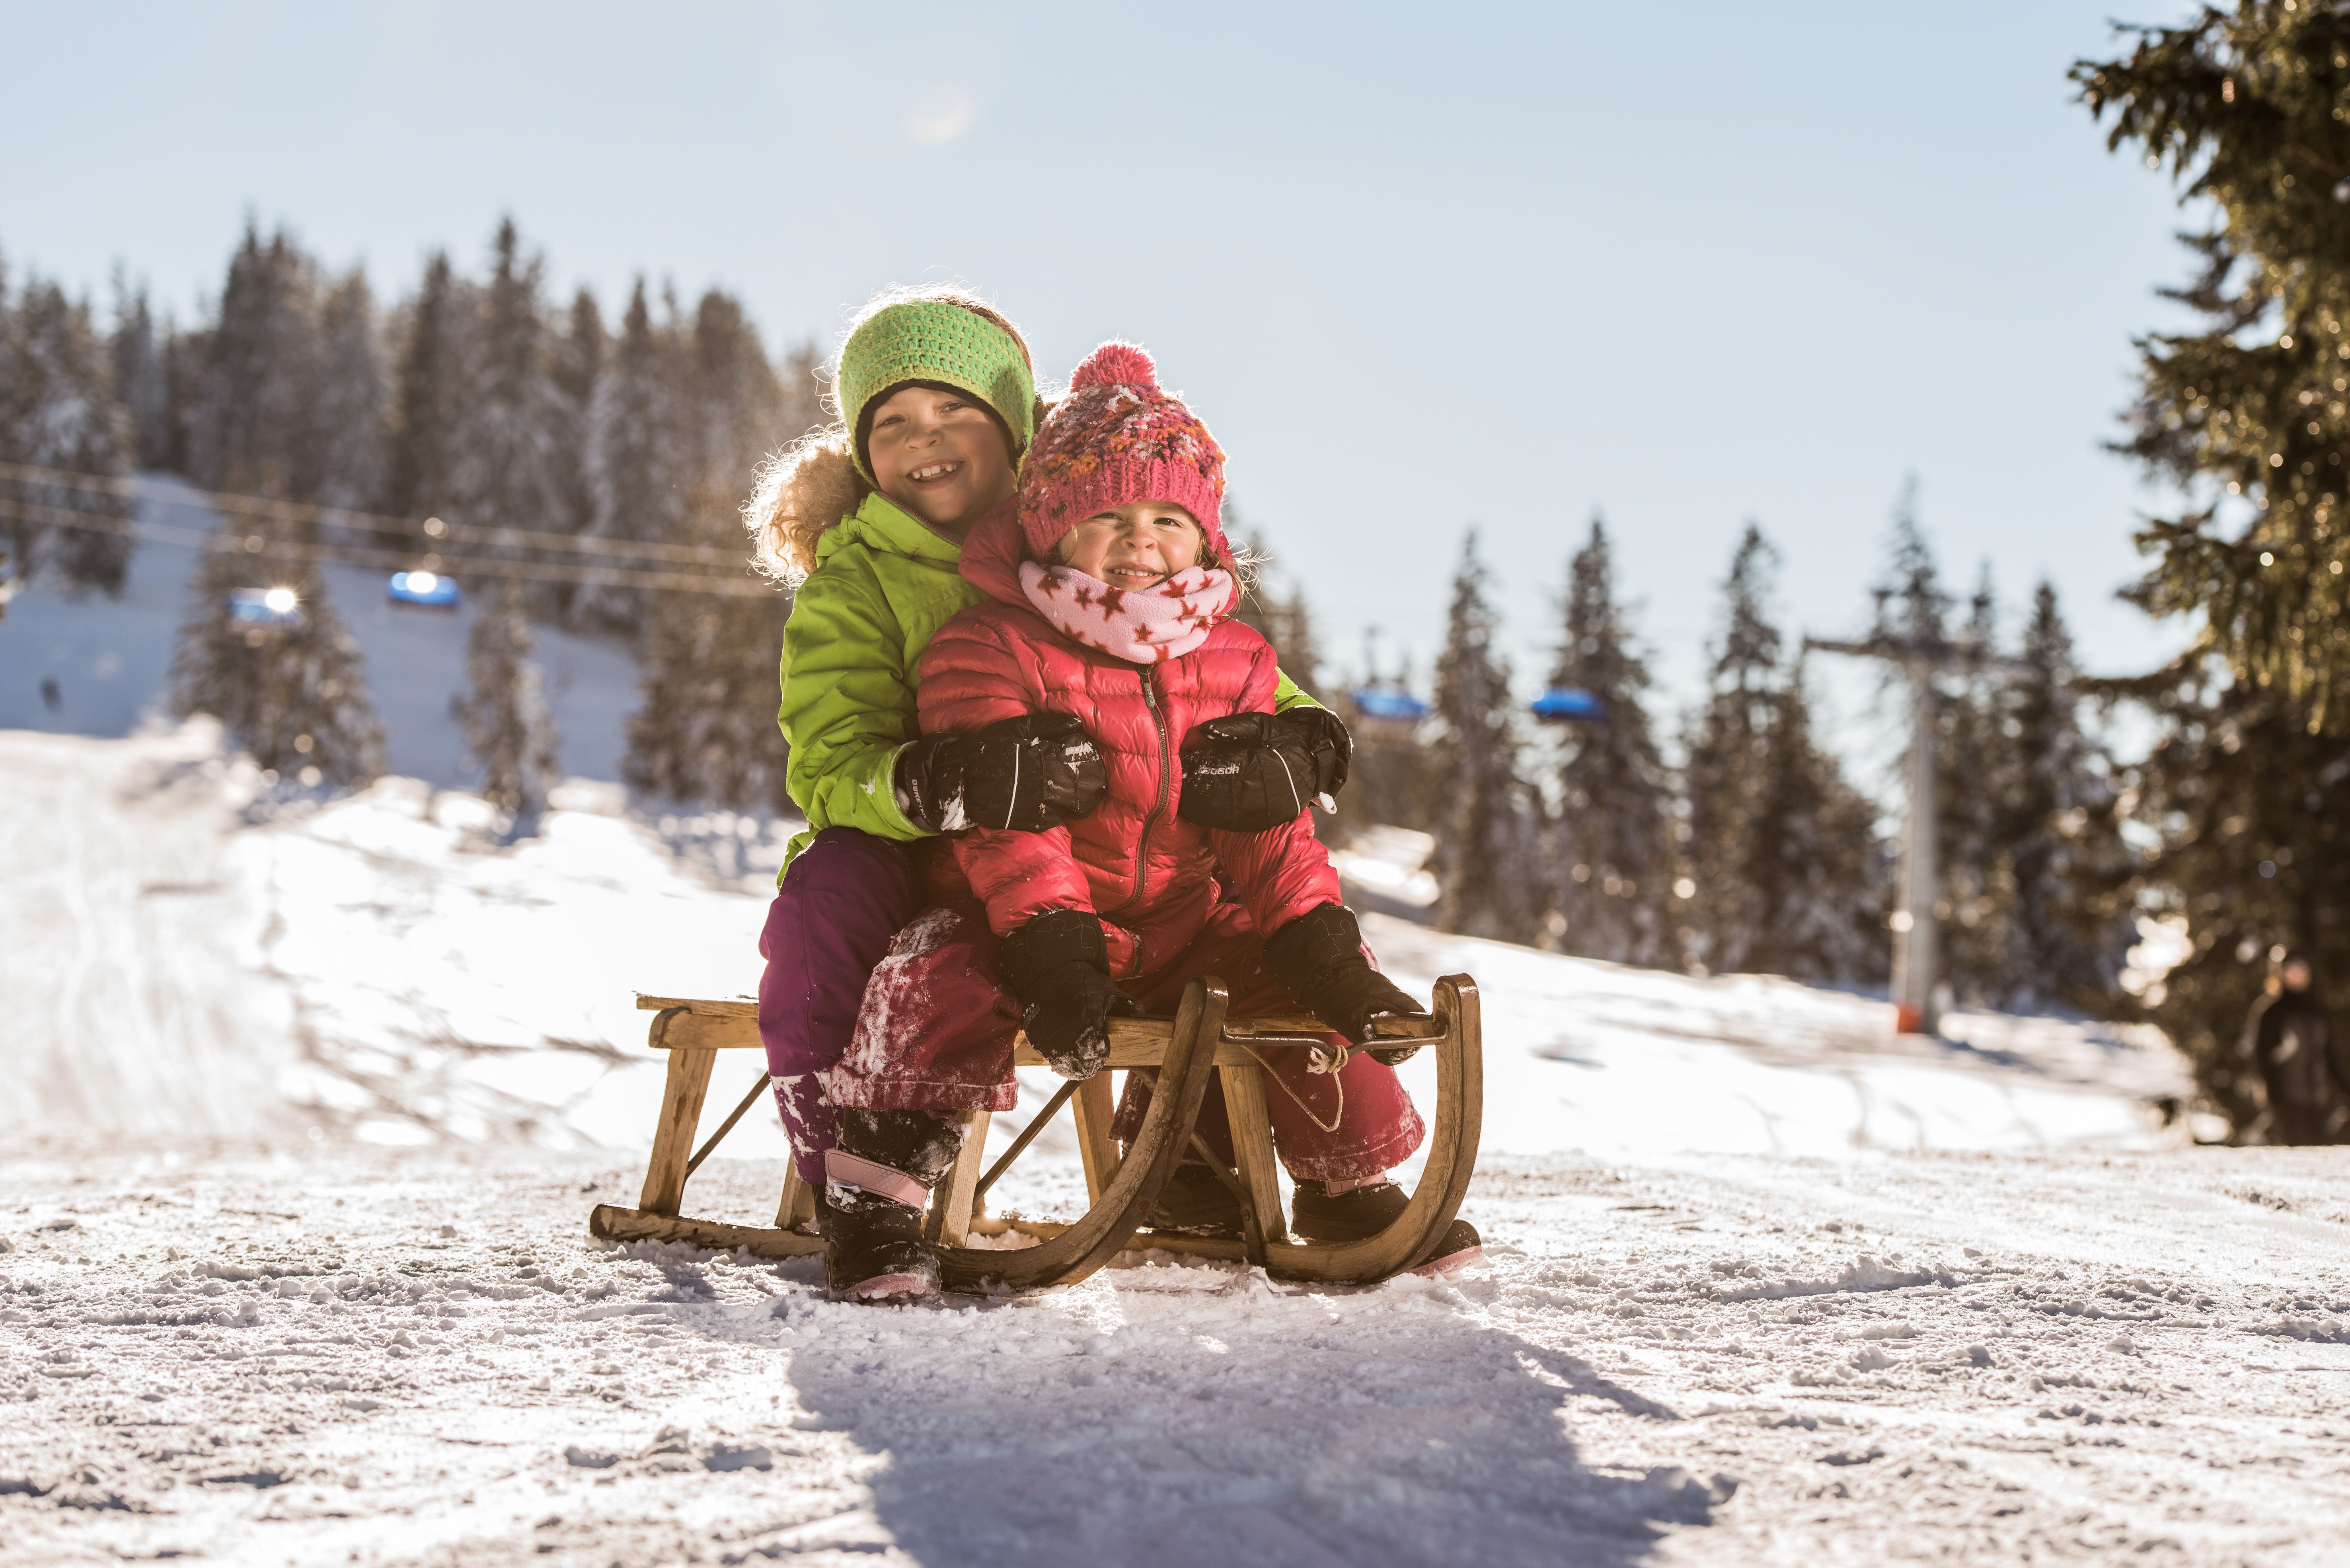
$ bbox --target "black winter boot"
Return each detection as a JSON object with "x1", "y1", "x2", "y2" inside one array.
[
  {"x1": 821, "y1": 1110, "x2": 966, "y2": 1301},
  {"x1": 1290, "y1": 1179, "x2": 1482, "y2": 1274},
  {"x1": 1141, "y1": 1159, "x2": 1245, "y2": 1239}
]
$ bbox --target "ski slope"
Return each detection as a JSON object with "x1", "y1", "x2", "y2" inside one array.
[
  {"x1": 15, "y1": 726, "x2": 2348, "y2": 1566},
  {"x1": 0, "y1": 473, "x2": 646, "y2": 787}
]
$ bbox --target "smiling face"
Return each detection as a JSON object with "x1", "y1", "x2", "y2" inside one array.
[
  {"x1": 863, "y1": 383, "x2": 1017, "y2": 535},
  {"x1": 1050, "y1": 502, "x2": 1206, "y2": 587}
]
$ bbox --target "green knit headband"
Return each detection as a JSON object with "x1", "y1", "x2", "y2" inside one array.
[{"x1": 836, "y1": 300, "x2": 1037, "y2": 482}]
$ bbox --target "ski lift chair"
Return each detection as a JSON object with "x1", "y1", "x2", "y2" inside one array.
[
  {"x1": 590, "y1": 974, "x2": 1483, "y2": 1291},
  {"x1": 1530, "y1": 686, "x2": 1608, "y2": 724},
  {"x1": 226, "y1": 587, "x2": 305, "y2": 631},
  {"x1": 386, "y1": 571, "x2": 463, "y2": 611}
]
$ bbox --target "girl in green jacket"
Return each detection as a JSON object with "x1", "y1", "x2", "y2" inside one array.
[{"x1": 744, "y1": 289, "x2": 1349, "y2": 1288}]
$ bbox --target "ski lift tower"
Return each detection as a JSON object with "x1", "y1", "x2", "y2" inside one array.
[{"x1": 1804, "y1": 627, "x2": 2029, "y2": 1037}]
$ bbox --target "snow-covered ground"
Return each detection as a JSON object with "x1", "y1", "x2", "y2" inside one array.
[{"x1": 8, "y1": 725, "x2": 2350, "y2": 1566}]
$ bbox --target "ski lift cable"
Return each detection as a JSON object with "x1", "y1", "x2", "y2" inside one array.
[
  {"x1": 0, "y1": 460, "x2": 748, "y2": 568},
  {"x1": 0, "y1": 495, "x2": 780, "y2": 599}
]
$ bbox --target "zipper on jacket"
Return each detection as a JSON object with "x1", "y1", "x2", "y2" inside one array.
[{"x1": 1113, "y1": 669, "x2": 1174, "y2": 915}]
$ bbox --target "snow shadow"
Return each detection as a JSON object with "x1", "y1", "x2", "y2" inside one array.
[{"x1": 772, "y1": 1270, "x2": 1705, "y2": 1567}]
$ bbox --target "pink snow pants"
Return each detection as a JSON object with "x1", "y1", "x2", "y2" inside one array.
[{"x1": 822, "y1": 897, "x2": 1425, "y2": 1185}]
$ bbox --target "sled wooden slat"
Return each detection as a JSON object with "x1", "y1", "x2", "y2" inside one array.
[
  {"x1": 776, "y1": 1161, "x2": 816, "y2": 1231},
  {"x1": 594, "y1": 976, "x2": 1480, "y2": 1291},
  {"x1": 631, "y1": 994, "x2": 1442, "y2": 1062},
  {"x1": 1072, "y1": 1073, "x2": 1121, "y2": 1202},
  {"x1": 932, "y1": 1110, "x2": 991, "y2": 1248},
  {"x1": 638, "y1": 1017, "x2": 716, "y2": 1217},
  {"x1": 1219, "y1": 1060, "x2": 1289, "y2": 1245}
]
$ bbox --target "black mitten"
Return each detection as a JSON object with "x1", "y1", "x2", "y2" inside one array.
[
  {"x1": 1262, "y1": 902, "x2": 1427, "y2": 1065},
  {"x1": 1176, "y1": 706, "x2": 1354, "y2": 832},
  {"x1": 996, "y1": 910, "x2": 1141, "y2": 1081},
  {"x1": 896, "y1": 712, "x2": 1107, "y2": 833}
]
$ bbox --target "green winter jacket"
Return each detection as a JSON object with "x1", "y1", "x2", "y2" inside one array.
[{"x1": 777, "y1": 491, "x2": 1316, "y2": 873}]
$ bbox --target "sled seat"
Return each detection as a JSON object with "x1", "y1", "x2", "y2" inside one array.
[{"x1": 586, "y1": 973, "x2": 1482, "y2": 1291}]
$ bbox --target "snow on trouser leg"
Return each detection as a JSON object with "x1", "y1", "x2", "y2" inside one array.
[
  {"x1": 822, "y1": 900, "x2": 1025, "y2": 1115},
  {"x1": 758, "y1": 828, "x2": 922, "y2": 1184},
  {"x1": 820, "y1": 1108, "x2": 967, "y2": 1300},
  {"x1": 1106, "y1": 910, "x2": 1426, "y2": 1186}
]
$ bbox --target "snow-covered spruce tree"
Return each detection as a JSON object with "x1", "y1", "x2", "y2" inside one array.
[
  {"x1": 387, "y1": 250, "x2": 471, "y2": 533},
  {"x1": 542, "y1": 286, "x2": 606, "y2": 618},
  {"x1": 1542, "y1": 516, "x2": 1676, "y2": 965},
  {"x1": 4, "y1": 278, "x2": 137, "y2": 596},
  {"x1": 1934, "y1": 565, "x2": 2015, "y2": 1004},
  {"x1": 1426, "y1": 533, "x2": 1545, "y2": 943},
  {"x1": 1995, "y1": 581, "x2": 2137, "y2": 1012},
  {"x1": 576, "y1": 278, "x2": 682, "y2": 634},
  {"x1": 187, "y1": 223, "x2": 322, "y2": 499},
  {"x1": 461, "y1": 577, "x2": 559, "y2": 824},
  {"x1": 170, "y1": 530, "x2": 384, "y2": 783},
  {"x1": 452, "y1": 219, "x2": 565, "y2": 550},
  {"x1": 306, "y1": 270, "x2": 388, "y2": 512},
  {"x1": 109, "y1": 272, "x2": 170, "y2": 470},
  {"x1": 1742, "y1": 664, "x2": 1889, "y2": 986},
  {"x1": 623, "y1": 289, "x2": 796, "y2": 810},
  {"x1": 1680, "y1": 524, "x2": 1782, "y2": 974}
]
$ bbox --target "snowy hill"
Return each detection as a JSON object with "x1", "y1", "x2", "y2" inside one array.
[
  {"x1": 2, "y1": 721, "x2": 2187, "y2": 1167},
  {"x1": 0, "y1": 474, "x2": 646, "y2": 786}
]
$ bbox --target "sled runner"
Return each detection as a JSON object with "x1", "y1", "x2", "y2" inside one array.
[{"x1": 587, "y1": 973, "x2": 1482, "y2": 1291}]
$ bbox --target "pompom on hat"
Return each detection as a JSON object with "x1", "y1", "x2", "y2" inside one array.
[{"x1": 1017, "y1": 342, "x2": 1228, "y2": 564}]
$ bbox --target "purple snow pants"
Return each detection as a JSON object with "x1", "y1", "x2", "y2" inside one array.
[{"x1": 758, "y1": 827, "x2": 921, "y2": 1183}]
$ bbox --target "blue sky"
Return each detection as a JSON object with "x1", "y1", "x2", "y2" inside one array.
[{"x1": 3, "y1": 1, "x2": 2205, "y2": 760}]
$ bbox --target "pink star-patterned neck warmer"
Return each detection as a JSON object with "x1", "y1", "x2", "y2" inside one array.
[{"x1": 1016, "y1": 561, "x2": 1238, "y2": 664}]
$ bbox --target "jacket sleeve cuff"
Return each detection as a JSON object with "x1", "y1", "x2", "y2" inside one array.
[{"x1": 865, "y1": 742, "x2": 928, "y2": 838}]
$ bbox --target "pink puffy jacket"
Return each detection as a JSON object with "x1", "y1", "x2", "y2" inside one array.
[{"x1": 914, "y1": 506, "x2": 1341, "y2": 980}]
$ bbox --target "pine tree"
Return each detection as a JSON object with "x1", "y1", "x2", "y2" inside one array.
[
  {"x1": 461, "y1": 578, "x2": 559, "y2": 824},
  {"x1": 187, "y1": 223, "x2": 321, "y2": 498},
  {"x1": 387, "y1": 250, "x2": 470, "y2": 533},
  {"x1": 1998, "y1": 582, "x2": 2137, "y2": 1010},
  {"x1": 1541, "y1": 517, "x2": 1676, "y2": 964},
  {"x1": 623, "y1": 288, "x2": 795, "y2": 808},
  {"x1": 109, "y1": 271, "x2": 170, "y2": 469},
  {"x1": 1742, "y1": 666, "x2": 1889, "y2": 984},
  {"x1": 577, "y1": 278, "x2": 681, "y2": 633},
  {"x1": 552, "y1": 290, "x2": 604, "y2": 527},
  {"x1": 4, "y1": 279, "x2": 137, "y2": 595},
  {"x1": 1681, "y1": 525, "x2": 1784, "y2": 974},
  {"x1": 170, "y1": 527, "x2": 384, "y2": 783},
  {"x1": 308, "y1": 270, "x2": 388, "y2": 511},
  {"x1": 1426, "y1": 534, "x2": 1545, "y2": 943},
  {"x1": 2077, "y1": 8, "x2": 2350, "y2": 728},
  {"x1": 2110, "y1": 666, "x2": 2349, "y2": 1132},
  {"x1": 454, "y1": 219, "x2": 565, "y2": 542},
  {"x1": 1934, "y1": 566, "x2": 2014, "y2": 1006}
]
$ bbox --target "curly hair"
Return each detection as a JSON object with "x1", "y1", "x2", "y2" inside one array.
[{"x1": 745, "y1": 284, "x2": 1040, "y2": 584}]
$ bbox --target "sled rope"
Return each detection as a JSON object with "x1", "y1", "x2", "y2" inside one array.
[
  {"x1": 684, "y1": 1069, "x2": 774, "y2": 1180},
  {"x1": 1230, "y1": 1038, "x2": 1346, "y2": 1135}
]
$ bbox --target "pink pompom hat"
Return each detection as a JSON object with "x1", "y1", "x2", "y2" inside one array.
[{"x1": 1016, "y1": 342, "x2": 1228, "y2": 564}]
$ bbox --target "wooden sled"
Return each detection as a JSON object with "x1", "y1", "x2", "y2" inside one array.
[{"x1": 587, "y1": 973, "x2": 1482, "y2": 1292}]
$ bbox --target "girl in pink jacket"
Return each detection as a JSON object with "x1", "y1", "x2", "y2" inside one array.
[{"x1": 813, "y1": 343, "x2": 1480, "y2": 1299}]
